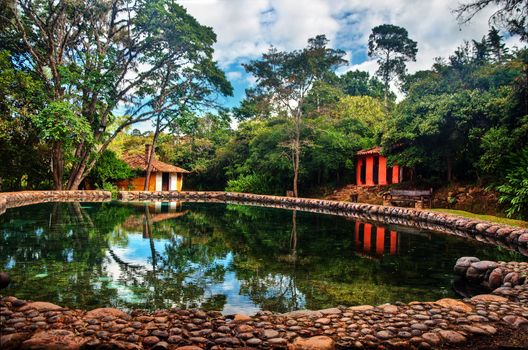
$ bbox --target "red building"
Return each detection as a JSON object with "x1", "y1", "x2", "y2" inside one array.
[{"x1": 356, "y1": 146, "x2": 401, "y2": 186}]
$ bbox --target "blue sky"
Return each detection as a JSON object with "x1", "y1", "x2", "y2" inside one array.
[{"x1": 134, "y1": 0, "x2": 521, "y2": 131}]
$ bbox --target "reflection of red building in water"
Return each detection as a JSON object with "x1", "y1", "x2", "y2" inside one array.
[
  {"x1": 354, "y1": 221, "x2": 398, "y2": 256},
  {"x1": 356, "y1": 147, "x2": 401, "y2": 186}
]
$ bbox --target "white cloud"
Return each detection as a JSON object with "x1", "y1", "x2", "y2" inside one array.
[
  {"x1": 226, "y1": 71, "x2": 242, "y2": 81},
  {"x1": 173, "y1": 0, "x2": 522, "y2": 109},
  {"x1": 178, "y1": 0, "x2": 512, "y2": 73}
]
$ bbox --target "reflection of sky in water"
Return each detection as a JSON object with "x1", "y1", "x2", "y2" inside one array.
[{"x1": 107, "y1": 233, "x2": 305, "y2": 314}]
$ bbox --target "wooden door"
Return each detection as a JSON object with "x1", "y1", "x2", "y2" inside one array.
[{"x1": 162, "y1": 172, "x2": 169, "y2": 191}]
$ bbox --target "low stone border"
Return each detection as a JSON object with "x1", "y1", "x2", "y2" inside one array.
[
  {"x1": 0, "y1": 190, "x2": 112, "y2": 215},
  {"x1": 455, "y1": 257, "x2": 528, "y2": 305},
  {"x1": 118, "y1": 191, "x2": 528, "y2": 257}
]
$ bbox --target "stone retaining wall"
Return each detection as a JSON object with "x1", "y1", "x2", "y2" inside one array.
[
  {"x1": 118, "y1": 191, "x2": 528, "y2": 257},
  {"x1": 0, "y1": 191, "x2": 112, "y2": 215}
]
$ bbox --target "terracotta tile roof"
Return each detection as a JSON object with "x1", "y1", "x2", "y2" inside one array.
[
  {"x1": 122, "y1": 154, "x2": 190, "y2": 173},
  {"x1": 356, "y1": 146, "x2": 382, "y2": 156}
]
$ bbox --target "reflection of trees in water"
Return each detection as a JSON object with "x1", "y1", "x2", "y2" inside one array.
[
  {"x1": 105, "y1": 204, "x2": 231, "y2": 311},
  {"x1": 2, "y1": 201, "x2": 525, "y2": 312},
  {"x1": 0, "y1": 202, "x2": 126, "y2": 309}
]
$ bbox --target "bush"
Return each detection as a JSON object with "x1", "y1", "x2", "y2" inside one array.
[
  {"x1": 226, "y1": 174, "x2": 271, "y2": 194},
  {"x1": 89, "y1": 150, "x2": 134, "y2": 188},
  {"x1": 496, "y1": 147, "x2": 528, "y2": 219}
]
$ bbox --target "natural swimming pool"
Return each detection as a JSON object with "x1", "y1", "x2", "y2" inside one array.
[{"x1": 0, "y1": 201, "x2": 525, "y2": 314}]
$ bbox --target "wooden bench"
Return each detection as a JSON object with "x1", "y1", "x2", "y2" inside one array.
[{"x1": 383, "y1": 189, "x2": 433, "y2": 209}]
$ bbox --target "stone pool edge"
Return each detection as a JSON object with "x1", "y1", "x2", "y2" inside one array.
[
  {"x1": 119, "y1": 191, "x2": 528, "y2": 256},
  {"x1": 1, "y1": 190, "x2": 528, "y2": 349}
]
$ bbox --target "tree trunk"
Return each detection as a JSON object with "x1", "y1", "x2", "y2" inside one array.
[
  {"x1": 292, "y1": 113, "x2": 301, "y2": 197},
  {"x1": 144, "y1": 125, "x2": 161, "y2": 191},
  {"x1": 447, "y1": 156, "x2": 453, "y2": 182},
  {"x1": 67, "y1": 150, "x2": 90, "y2": 190},
  {"x1": 51, "y1": 141, "x2": 64, "y2": 190}
]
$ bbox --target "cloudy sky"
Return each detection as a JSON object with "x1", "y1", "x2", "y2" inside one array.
[{"x1": 175, "y1": 0, "x2": 521, "y2": 109}]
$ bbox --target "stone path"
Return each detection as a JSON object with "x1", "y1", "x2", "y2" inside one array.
[{"x1": 1, "y1": 289, "x2": 527, "y2": 350}]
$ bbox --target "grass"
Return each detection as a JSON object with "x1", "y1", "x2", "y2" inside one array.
[{"x1": 430, "y1": 208, "x2": 528, "y2": 228}]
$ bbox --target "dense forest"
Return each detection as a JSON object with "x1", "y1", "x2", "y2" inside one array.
[{"x1": 0, "y1": 0, "x2": 527, "y2": 217}]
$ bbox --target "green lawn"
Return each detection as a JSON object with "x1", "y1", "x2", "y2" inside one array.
[{"x1": 430, "y1": 208, "x2": 528, "y2": 228}]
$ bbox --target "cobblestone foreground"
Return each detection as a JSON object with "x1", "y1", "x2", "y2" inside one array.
[
  {"x1": 1, "y1": 288, "x2": 528, "y2": 350},
  {"x1": 1, "y1": 191, "x2": 528, "y2": 349}
]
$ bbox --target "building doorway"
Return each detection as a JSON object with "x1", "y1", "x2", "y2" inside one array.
[{"x1": 162, "y1": 173, "x2": 170, "y2": 191}]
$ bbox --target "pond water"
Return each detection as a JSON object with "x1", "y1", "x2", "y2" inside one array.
[{"x1": 0, "y1": 201, "x2": 525, "y2": 314}]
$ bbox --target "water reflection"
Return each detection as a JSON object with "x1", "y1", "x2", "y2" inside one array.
[
  {"x1": 354, "y1": 222, "x2": 398, "y2": 257},
  {"x1": 0, "y1": 201, "x2": 525, "y2": 313}
]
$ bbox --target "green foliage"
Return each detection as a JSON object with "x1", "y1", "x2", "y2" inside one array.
[
  {"x1": 368, "y1": 24, "x2": 418, "y2": 100},
  {"x1": 226, "y1": 174, "x2": 272, "y2": 194},
  {"x1": 496, "y1": 147, "x2": 528, "y2": 219},
  {"x1": 32, "y1": 101, "x2": 93, "y2": 146},
  {"x1": 338, "y1": 70, "x2": 394, "y2": 101},
  {"x1": 89, "y1": 150, "x2": 134, "y2": 188}
]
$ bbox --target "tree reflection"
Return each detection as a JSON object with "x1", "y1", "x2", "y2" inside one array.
[{"x1": 1, "y1": 201, "x2": 525, "y2": 312}]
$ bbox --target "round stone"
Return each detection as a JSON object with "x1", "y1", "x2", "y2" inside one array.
[
  {"x1": 263, "y1": 329, "x2": 280, "y2": 338},
  {"x1": 438, "y1": 330, "x2": 466, "y2": 344}
]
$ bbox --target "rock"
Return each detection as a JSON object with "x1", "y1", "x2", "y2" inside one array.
[
  {"x1": 143, "y1": 336, "x2": 161, "y2": 346},
  {"x1": 85, "y1": 308, "x2": 130, "y2": 320},
  {"x1": 454, "y1": 257, "x2": 479, "y2": 275},
  {"x1": 518, "y1": 233, "x2": 528, "y2": 244},
  {"x1": 438, "y1": 330, "x2": 467, "y2": 344},
  {"x1": 167, "y1": 335, "x2": 182, "y2": 344},
  {"x1": 466, "y1": 267, "x2": 483, "y2": 281},
  {"x1": 19, "y1": 302, "x2": 62, "y2": 312},
  {"x1": 376, "y1": 330, "x2": 393, "y2": 340},
  {"x1": 315, "y1": 318, "x2": 331, "y2": 325},
  {"x1": 488, "y1": 268, "x2": 504, "y2": 289},
  {"x1": 379, "y1": 304, "x2": 398, "y2": 313},
  {"x1": 282, "y1": 310, "x2": 322, "y2": 318},
  {"x1": 421, "y1": 332, "x2": 441, "y2": 346},
  {"x1": 233, "y1": 313, "x2": 252, "y2": 322},
  {"x1": 319, "y1": 308, "x2": 341, "y2": 315},
  {"x1": 459, "y1": 325, "x2": 489, "y2": 335},
  {"x1": 263, "y1": 329, "x2": 280, "y2": 338},
  {"x1": 152, "y1": 341, "x2": 170, "y2": 350},
  {"x1": 247, "y1": 338, "x2": 263, "y2": 346},
  {"x1": 0, "y1": 272, "x2": 10, "y2": 289},
  {"x1": 289, "y1": 336, "x2": 335, "y2": 350},
  {"x1": 21, "y1": 330, "x2": 86, "y2": 350},
  {"x1": 434, "y1": 298, "x2": 472, "y2": 313},
  {"x1": 503, "y1": 315, "x2": 528, "y2": 329},
  {"x1": 0, "y1": 332, "x2": 31, "y2": 350},
  {"x1": 237, "y1": 324, "x2": 254, "y2": 333},
  {"x1": 471, "y1": 260, "x2": 499, "y2": 272},
  {"x1": 504, "y1": 272, "x2": 521, "y2": 286},
  {"x1": 347, "y1": 305, "x2": 374, "y2": 311},
  {"x1": 470, "y1": 294, "x2": 508, "y2": 303},
  {"x1": 268, "y1": 338, "x2": 287, "y2": 346}
]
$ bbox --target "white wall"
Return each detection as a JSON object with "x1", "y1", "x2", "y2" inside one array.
[
  {"x1": 155, "y1": 173, "x2": 162, "y2": 191},
  {"x1": 170, "y1": 173, "x2": 177, "y2": 191}
]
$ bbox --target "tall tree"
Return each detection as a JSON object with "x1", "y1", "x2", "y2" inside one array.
[
  {"x1": 487, "y1": 27, "x2": 508, "y2": 61},
  {"x1": 142, "y1": 60, "x2": 232, "y2": 191},
  {"x1": 454, "y1": 0, "x2": 528, "y2": 41},
  {"x1": 368, "y1": 24, "x2": 418, "y2": 108},
  {"x1": 3, "y1": 0, "x2": 230, "y2": 189},
  {"x1": 243, "y1": 35, "x2": 346, "y2": 196}
]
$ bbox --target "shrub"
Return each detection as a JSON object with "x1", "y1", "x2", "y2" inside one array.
[{"x1": 496, "y1": 147, "x2": 528, "y2": 219}]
